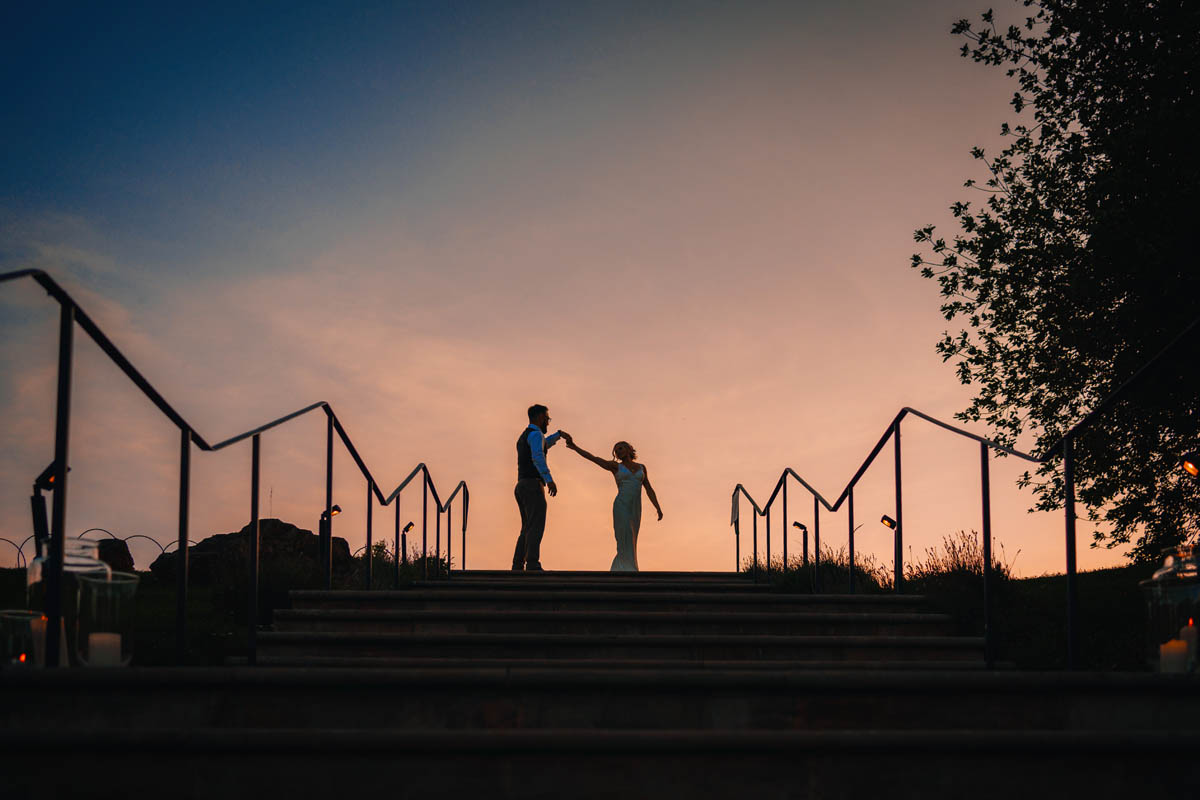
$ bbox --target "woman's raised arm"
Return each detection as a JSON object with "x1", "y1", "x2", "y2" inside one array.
[{"x1": 564, "y1": 434, "x2": 617, "y2": 472}]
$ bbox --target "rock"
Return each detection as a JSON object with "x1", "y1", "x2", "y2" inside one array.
[
  {"x1": 96, "y1": 539, "x2": 135, "y2": 573},
  {"x1": 149, "y1": 519, "x2": 352, "y2": 585}
]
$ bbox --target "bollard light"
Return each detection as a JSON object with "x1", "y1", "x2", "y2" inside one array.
[
  {"x1": 880, "y1": 515, "x2": 897, "y2": 530},
  {"x1": 34, "y1": 462, "x2": 69, "y2": 492},
  {"x1": 1183, "y1": 453, "x2": 1199, "y2": 478}
]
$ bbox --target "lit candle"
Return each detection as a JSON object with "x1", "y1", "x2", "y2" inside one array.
[
  {"x1": 1180, "y1": 619, "x2": 1198, "y2": 669},
  {"x1": 1160, "y1": 639, "x2": 1188, "y2": 673},
  {"x1": 30, "y1": 615, "x2": 45, "y2": 667},
  {"x1": 87, "y1": 632, "x2": 123, "y2": 667}
]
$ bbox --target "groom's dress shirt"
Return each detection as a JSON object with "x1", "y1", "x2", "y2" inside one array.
[{"x1": 526, "y1": 424, "x2": 563, "y2": 485}]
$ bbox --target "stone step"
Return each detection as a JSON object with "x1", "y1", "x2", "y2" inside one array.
[
  {"x1": 455, "y1": 570, "x2": 749, "y2": 583},
  {"x1": 291, "y1": 589, "x2": 928, "y2": 614},
  {"x1": 272, "y1": 608, "x2": 957, "y2": 637},
  {"x1": 3, "y1": 727, "x2": 1194, "y2": 799},
  {"x1": 3, "y1": 669, "x2": 1190, "y2": 732},
  {"x1": 256, "y1": 631, "x2": 984, "y2": 663},
  {"x1": 412, "y1": 578, "x2": 769, "y2": 592},
  {"x1": 250, "y1": 656, "x2": 992, "y2": 671}
]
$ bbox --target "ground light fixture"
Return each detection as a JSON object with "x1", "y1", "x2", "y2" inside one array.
[
  {"x1": 880, "y1": 515, "x2": 897, "y2": 530},
  {"x1": 30, "y1": 462, "x2": 69, "y2": 558},
  {"x1": 1183, "y1": 452, "x2": 1199, "y2": 479},
  {"x1": 34, "y1": 462, "x2": 68, "y2": 492},
  {"x1": 400, "y1": 521, "x2": 414, "y2": 564}
]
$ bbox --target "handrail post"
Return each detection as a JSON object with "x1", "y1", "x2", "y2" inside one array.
[
  {"x1": 765, "y1": 507, "x2": 771, "y2": 573},
  {"x1": 176, "y1": 428, "x2": 191, "y2": 664},
  {"x1": 848, "y1": 487, "x2": 856, "y2": 593},
  {"x1": 813, "y1": 496, "x2": 820, "y2": 592},
  {"x1": 1064, "y1": 434, "x2": 1079, "y2": 669},
  {"x1": 447, "y1": 503, "x2": 453, "y2": 576},
  {"x1": 436, "y1": 506, "x2": 442, "y2": 566},
  {"x1": 248, "y1": 434, "x2": 261, "y2": 666},
  {"x1": 894, "y1": 421, "x2": 904, "y2": 593},
  {"x1": 734, "y1": 517, "x2": 740, "y2": 571},
  {"x1": 324, "y1": 414, "x2": 334, "y2": 589},
  {"x1": 45, "y1": 303, "x2": 74, "y2": 668},
  {"x1": 422, "y1": 471, "x2": 429, "y2": 580},
  {"x1": 980, "y1": 441, "x2": 994, "y2": 668},
  {"x1": 365, "y1": 480, "x2": 373, "y2": 589},
  {"x1": 752, "y1": 512, "x2": 759, "y2": 577},
  {"x1": 782, "y1": 481, "x2": 788, "y2": 568}
]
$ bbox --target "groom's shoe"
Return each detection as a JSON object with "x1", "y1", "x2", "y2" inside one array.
[{"x1": 526, "y1": 563, "x2": 544, "y2": 572}]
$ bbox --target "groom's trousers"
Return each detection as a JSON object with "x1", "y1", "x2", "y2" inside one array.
[{"x1": 513, "y1": 478, "x2": 547, "y2": 568}]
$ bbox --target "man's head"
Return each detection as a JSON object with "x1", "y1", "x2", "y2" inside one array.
[{"x1": 527, "y1": 404, "x2": 550, "y2": 432}]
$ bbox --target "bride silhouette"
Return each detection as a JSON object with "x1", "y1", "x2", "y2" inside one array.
[{"x1": 562, "y1": 434, "x2": 663, "y2": 572}]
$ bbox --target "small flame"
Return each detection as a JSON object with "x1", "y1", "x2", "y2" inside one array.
[
  {"x1": 18, "y1": 653, "x2": 26, "y2": 663},
  {"x1": 1190, "y1": 618, "x2": 1195, "y2": 627}
]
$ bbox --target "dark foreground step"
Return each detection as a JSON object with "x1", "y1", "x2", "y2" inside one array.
[
  {"x1": 291, "y1": 589, "x2": 929, "y2": 614},
  {"x1": 3, "y1": 728, "x2": 1196, "y2": 800},
  {"x1": 455, "y1": 570, "x2": 749, "y2": 583},
  {"x1": 272, "y1": 608, "x2": 957, "y2": 637},
  {"x1": 250, "y1": 656, "x2": 991, "y2": 671},
  {"x1": 4, "y1": 669, "x2": 1194, "y2": 733},
  {"x1": 256, "y1": 631, "x2": 984, "y2": 662},
  {"x1": 412, "y1": 578, "x2": 768, "y2": 592}
]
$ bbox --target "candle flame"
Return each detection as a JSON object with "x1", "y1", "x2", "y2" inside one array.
[
  {"x1": 18, "y1": 653, "x2": 26, "y2": 663},
  {"x1": 1190, "y1": 618, "x2": 1195, "y2": 627}
]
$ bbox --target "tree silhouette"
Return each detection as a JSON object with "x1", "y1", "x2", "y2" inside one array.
[{"x1": 913, "y1": 0, "x2": 1200, "y2": 559}]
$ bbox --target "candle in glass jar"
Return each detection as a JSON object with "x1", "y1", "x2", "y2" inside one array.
[
  {"x1": 1160, "y1": 639, "x2": 1188, "y2": 673},
  {"x1": 1180, "y1": 619, "x2": 1198, "y2": 666},
  {"x1": 28, "y1": 615, "x2": 66, "y2": 667},
  {"x1": 87, "y1": 632, "x2": 122, "y2": 667}
]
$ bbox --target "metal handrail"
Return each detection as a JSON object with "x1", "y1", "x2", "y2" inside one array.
[
  {"x1": 0, "y1": 269, "x2": 469, "y2": 666},
  {"x1": 733, "y1": 312, "x2": 1200, "y2": 669},
  {"x1": 379, "y1": 462, "x2": 469, "y2": 581}
]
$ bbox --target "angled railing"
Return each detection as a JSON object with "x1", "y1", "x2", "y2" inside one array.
[
  {"x1": 0, "y1": 269, "x2": 469, "y2": 666},
  {"x1": 733, "y1": 313, "x2": 1200, "y2": 669}
]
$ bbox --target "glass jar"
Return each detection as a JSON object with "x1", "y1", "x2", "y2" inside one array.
[
  {"x1": 77, "y1": 572, "x2": 139, "y2": 667},
  {"x1": 1142, "y1": 545, "x2": 1200, "y2": 672},
  {"x1": 0, "y1": 610, "x2": 40, "y2": 668},
  {"x1": 25, "y1": 539, "x2": 112, "y2": 665}
]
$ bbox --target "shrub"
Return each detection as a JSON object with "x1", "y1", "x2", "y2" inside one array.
[{"x1": 744, "y1": 545, "x2": 891, "y2": 594}]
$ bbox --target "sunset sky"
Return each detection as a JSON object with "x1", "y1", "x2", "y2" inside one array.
[{"x1": 0, "y1": 1, "x2": 1131, "y2": 577}]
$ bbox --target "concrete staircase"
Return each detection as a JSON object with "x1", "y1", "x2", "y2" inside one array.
[
  {"x1": 262, "y1": 570, "x2": 983, "y2": 669},
  {"x1": 2, "y1": 569, "x2": 1195, "y2": 799}
]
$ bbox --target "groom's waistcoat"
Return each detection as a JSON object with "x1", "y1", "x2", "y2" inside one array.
[{"x1": 516, "y1": 427, "x2": 542, "y2": 481}]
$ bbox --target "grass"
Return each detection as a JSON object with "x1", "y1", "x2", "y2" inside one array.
[
  {"x1": 744, "y1": 530, "x2": 1153, "y2": 670},
  {"x1": 0, "y1": 544, "x2": 451, "y2": 666}
]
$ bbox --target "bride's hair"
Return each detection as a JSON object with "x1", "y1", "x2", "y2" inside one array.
[{"x1": 612, "y1": 441, "x2": 635, "y2": 460}]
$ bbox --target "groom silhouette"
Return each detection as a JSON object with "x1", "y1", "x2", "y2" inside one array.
[{"x1": 512, "y1": 404, "x2": 565, "y2": 571}]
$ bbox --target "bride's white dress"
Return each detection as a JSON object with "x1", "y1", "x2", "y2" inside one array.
[{"x1": 611, "y1": 463, "x2": 643, "y2": 572}]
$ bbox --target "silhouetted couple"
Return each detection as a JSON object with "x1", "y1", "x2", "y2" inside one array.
[{"x1": 512, "y1": 404, "x2": 663, "y2": 572}]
